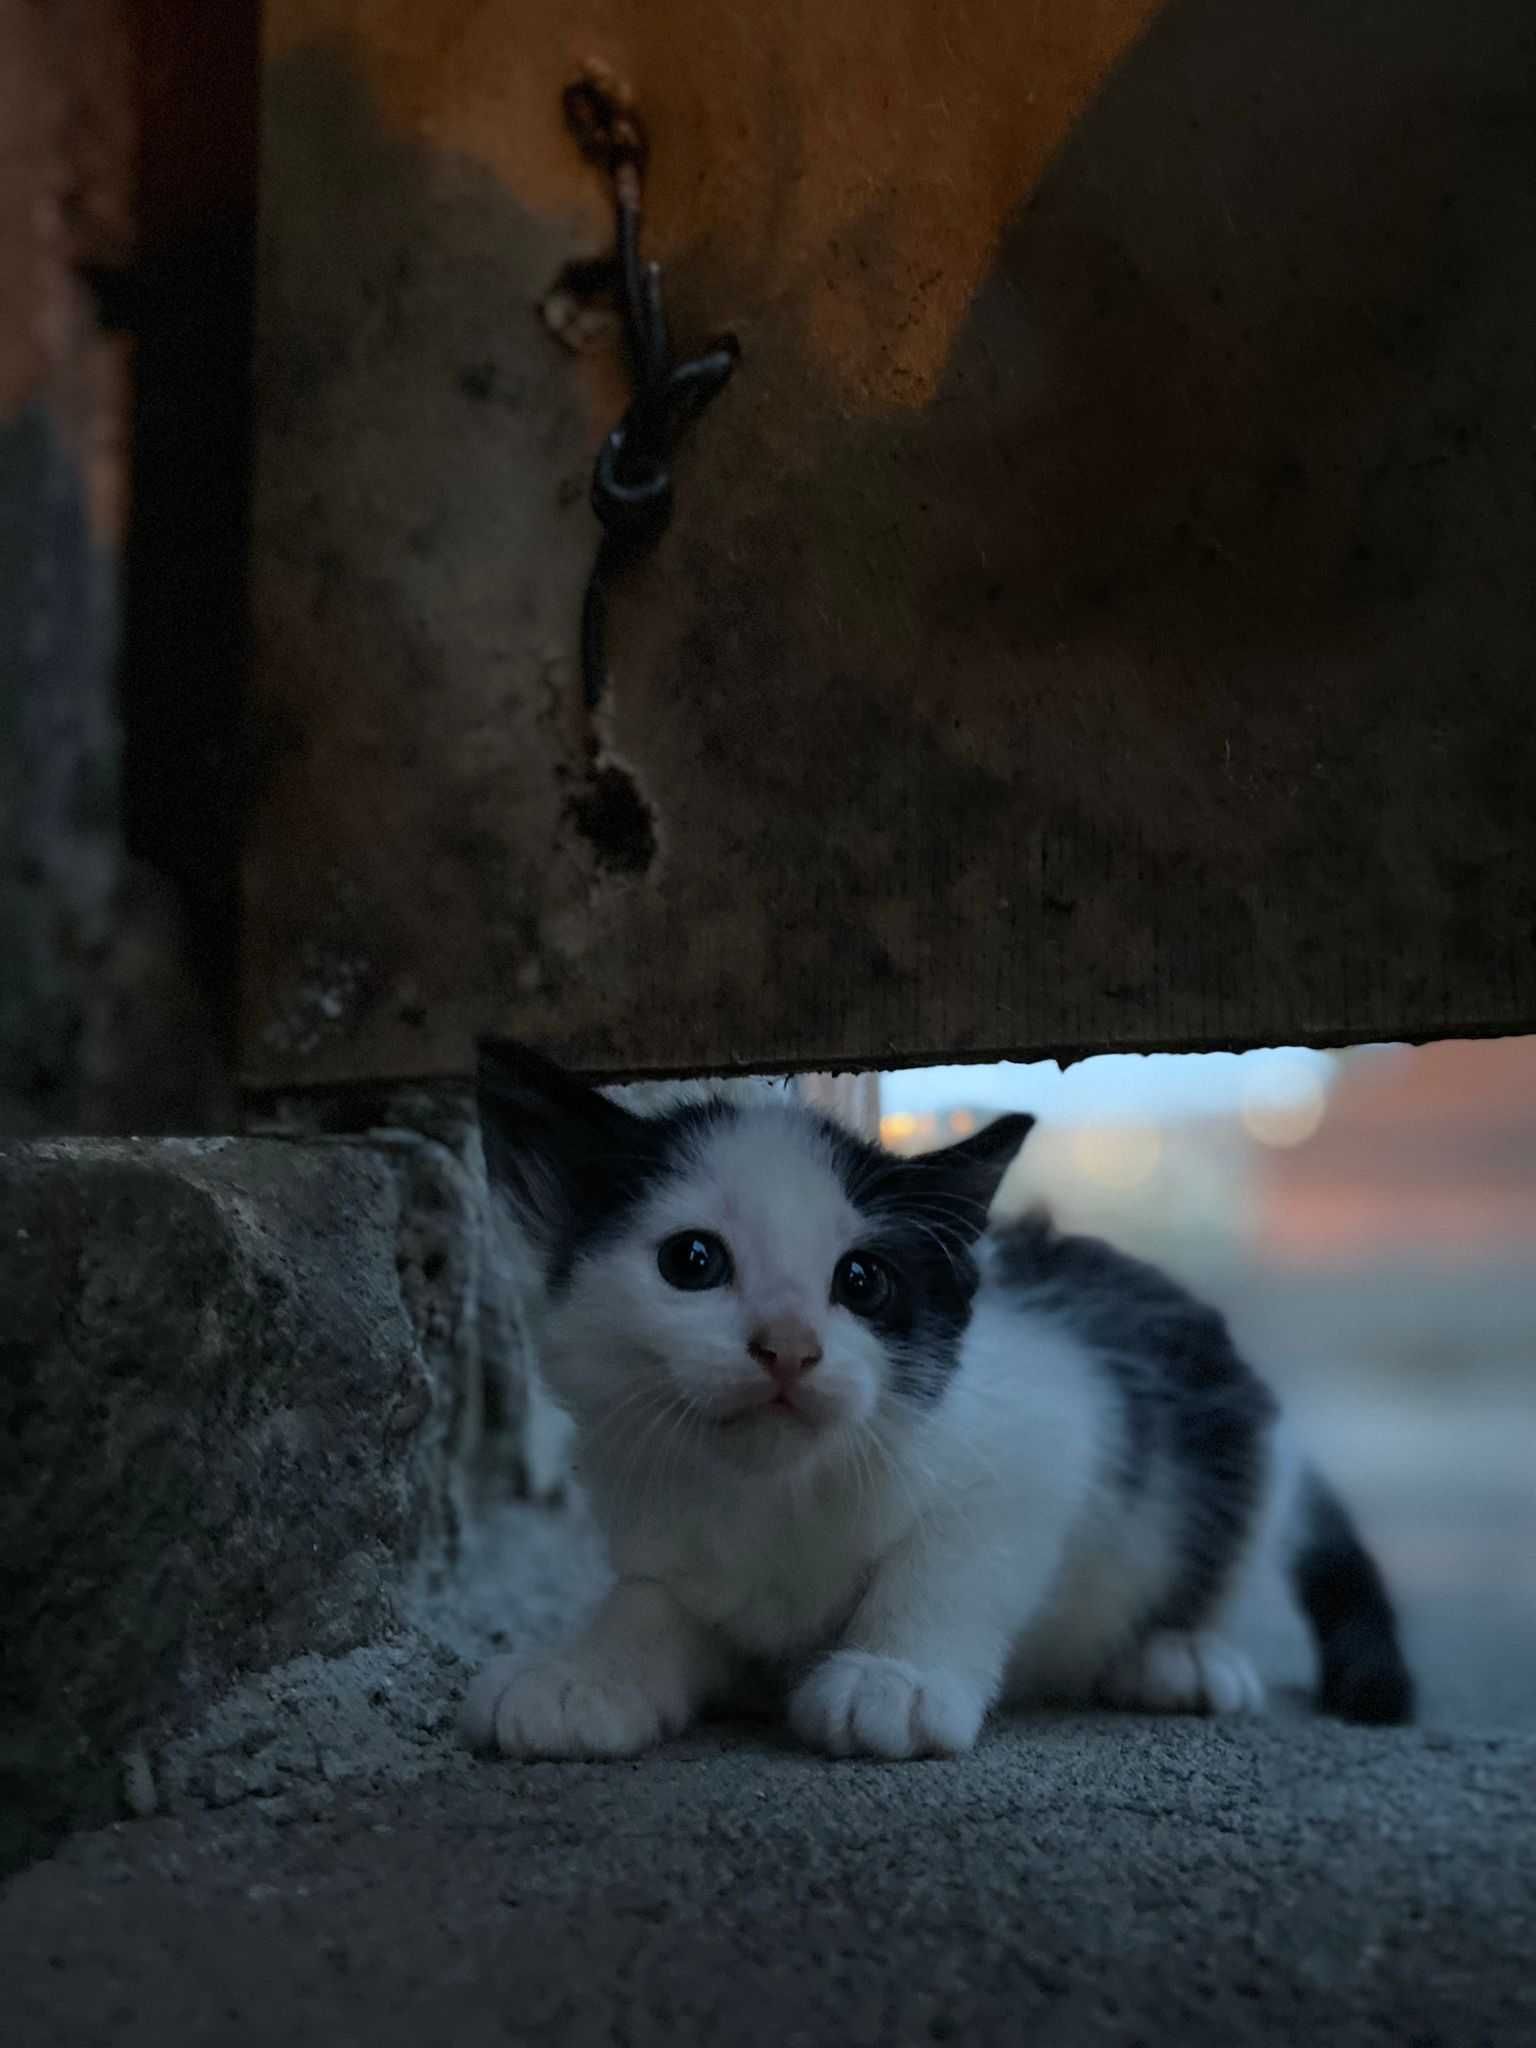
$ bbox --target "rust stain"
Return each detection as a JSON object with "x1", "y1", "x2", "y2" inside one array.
[
  {"x1": 0, "y1": 0, "x2": 136, "y2": 546},
  {"x1": 263, "y1": 0, "x2": 1167, "y2": 412}
]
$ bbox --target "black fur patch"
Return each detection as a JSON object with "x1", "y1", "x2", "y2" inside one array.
[
  {"x1": 991, "y1": 1210, "x2": 1277, "y2": 1633},
  {"x1": 478, "y1": 1043, "x2": 741, "y2": 1290},
  {"x1": 1291, "y1": 1469, "x2": 1415, "y2": 1725},
  {"x1": 820, "y1": 1112, "x2": 1034, "y2": 1402}
]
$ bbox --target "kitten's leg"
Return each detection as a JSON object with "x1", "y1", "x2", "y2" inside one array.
[
  {"x1": 461, "y1": 1579, "x2": 730, "y2": 1760},
  {"x1": 1098, "y1": 1629, "x2": 1264, "y2": 1716},
  {"x1": 790, "y1": 1520, "x2": 1050, "y2": 1760}
]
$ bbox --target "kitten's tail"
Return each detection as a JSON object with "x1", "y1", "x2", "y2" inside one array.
[{"x1": 1288, "y1": 1466, "x2": 1415, "y2": 1726}]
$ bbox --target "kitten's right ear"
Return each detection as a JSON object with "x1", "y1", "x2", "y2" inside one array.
[{"x1": 476, "y1": 1040, "x2": 645, "y2": 1272}]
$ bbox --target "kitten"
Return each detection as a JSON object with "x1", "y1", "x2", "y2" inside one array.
[{"x1": 462, "y1": 1043, "x2": 1414, "y2": 1761}]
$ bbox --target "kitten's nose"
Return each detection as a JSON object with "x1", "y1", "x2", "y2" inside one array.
[{"x1": 748, "y1": 1316, "x2": 823, "y2": 1385}]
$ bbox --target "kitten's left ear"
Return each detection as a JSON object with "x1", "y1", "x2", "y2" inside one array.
[
  {"x1": 925, "y1": 1113, "x2": 1034, "y2": 1201},
  {"x1": 873, "y1": 1112, "x2": 1033, "y2": 1240},
  {"x1": 476, "y1": 1038, "x2": 653, "y2": 1276}
]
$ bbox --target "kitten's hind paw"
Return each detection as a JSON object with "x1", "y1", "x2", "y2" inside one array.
[
  {"x1": 460, "y1": 1654, "x2": 683, "y2": 1760},
  {"x1": 790, "y1": 1650, "x2": 986, "y2": 1760},
  {"x1": 1100, "y1": 1631, "x2": 1264, "y2": 1716}
]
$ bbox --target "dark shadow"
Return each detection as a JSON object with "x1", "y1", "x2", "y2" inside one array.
[{"x1": 117, "y1": 3, "x2": 262, "y2": 1104}]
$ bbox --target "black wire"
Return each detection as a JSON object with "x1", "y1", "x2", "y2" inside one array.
[
  {"x1": 659, "y1": 342, "x2": 740, "y2": 438},
  {"x1": 615, "y1": 195, "x2": 662, "y2": 399},
  {"x1": 573, "y1": 106, "x2": 738, "y2": 719}
]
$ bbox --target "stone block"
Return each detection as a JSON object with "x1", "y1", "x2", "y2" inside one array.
[{"x1": 0, "y1": 1135, "x2": 469, "y2": 1869}]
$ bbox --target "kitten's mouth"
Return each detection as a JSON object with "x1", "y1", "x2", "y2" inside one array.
[{"x1": 718, "y1": 1392, "x2": 807, "y2": 1428}]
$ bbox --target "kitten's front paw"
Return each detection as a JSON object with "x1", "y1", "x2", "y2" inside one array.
[
  {"x1": 460, "y1": 1654, "x2": 683, "y2": 1760},
  {"x1": 790, "y1": 1650, "x2": 986, "y2": 1760},
  {"x1": 1100, "y1": 1630, "x2": 1265, "y2": 1716}
]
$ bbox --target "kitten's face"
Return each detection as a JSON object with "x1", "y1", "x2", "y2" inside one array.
[
  {"x1": 548, "y1": 1114, "x2": 906, "y2": 1475},
  {"x1": 479, "y1": 1045, "x2": 1032, "y2": 1484}
]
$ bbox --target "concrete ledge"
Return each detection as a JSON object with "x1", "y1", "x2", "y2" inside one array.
[{"x1": 0, "y1": 1137, "x2": 471, "y2": 1869}]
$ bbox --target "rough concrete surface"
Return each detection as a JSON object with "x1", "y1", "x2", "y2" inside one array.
[{"x1": 4, "y1": 1376, "x2": 1534, "y2": 2048}]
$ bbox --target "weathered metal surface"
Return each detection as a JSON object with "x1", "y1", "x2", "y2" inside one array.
[{"x1": 245, "y1": 0, "x2": 1536, "y2": 1088}]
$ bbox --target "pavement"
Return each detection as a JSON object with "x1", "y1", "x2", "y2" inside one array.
[{"x1": 5, "y1": 1351, "x2": 1534, "y2": 2048}]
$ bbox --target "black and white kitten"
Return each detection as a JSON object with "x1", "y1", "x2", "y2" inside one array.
[{"x1": 462, "y1": 1043, "x2": 1414, "y2": 1762}]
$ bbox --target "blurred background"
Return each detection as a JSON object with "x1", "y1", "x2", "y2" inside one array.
[{"x1": 862, "y1": 1037, "x2": 1536, "y2": 1723}]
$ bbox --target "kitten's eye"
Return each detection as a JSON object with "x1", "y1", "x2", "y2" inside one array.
[
  {"x1": 832, "y1": 1250, "x2": 896, "y2": 1319},
  {"x1": 656, "y1": 1231, "x2": 733, "y2": 1291}
]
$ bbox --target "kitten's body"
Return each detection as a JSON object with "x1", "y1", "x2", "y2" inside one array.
[{"x1": 464, "y1": 1047, "x2": 1412, "y2": 1761}]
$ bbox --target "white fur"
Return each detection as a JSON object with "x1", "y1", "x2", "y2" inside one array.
[
  {"x1": 465, "y1": 1103, "x2": 1270, "y2": 1763},
  {"x1": 1099, "y1": 1632, "x2": 1265, "y2": 1714}
]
